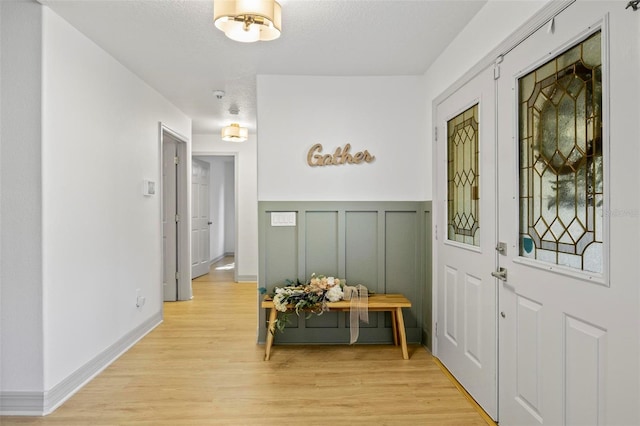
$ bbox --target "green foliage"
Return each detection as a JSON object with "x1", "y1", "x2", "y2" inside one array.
[{"x1": 273, "y1": 312, "x2": 291, "y2": 334}]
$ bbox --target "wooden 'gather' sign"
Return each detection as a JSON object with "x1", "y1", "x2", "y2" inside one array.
[{"x1": 307, "y1": 143, "x2": 375, "y2": 167}]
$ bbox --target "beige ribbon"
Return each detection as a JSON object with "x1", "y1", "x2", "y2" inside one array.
[{"x1": 343, "y1": 284, "x2": 369, "y2": 344}]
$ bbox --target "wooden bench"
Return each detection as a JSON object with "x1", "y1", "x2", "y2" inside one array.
[{"x1": 262, "y1": 293, "x2": 412, "y2": 360}]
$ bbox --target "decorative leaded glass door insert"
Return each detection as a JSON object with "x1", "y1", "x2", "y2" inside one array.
[
  {"x1": 447, "y1": 104, "x2": 479, "y2": 246},
  {"x1": 518, "y1": 31, "x2": 602, "y2": 273}
]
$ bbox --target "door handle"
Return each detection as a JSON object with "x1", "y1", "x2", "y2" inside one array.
[
  {"x1": 491, "y1": 267, "x2": 507, "y2": 281},
  {"x1": 207, "y1": 221, "x2": 213, "y2": 225}
]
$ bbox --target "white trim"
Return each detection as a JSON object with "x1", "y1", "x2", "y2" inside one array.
[
  {"x1": 0, "y1": 392, "x2": 44, "y2": 416},
  {"x1": 444, "y1": 239, "x2": 483, "y2": 254},
  {"x1": 0, "y1": 312, "x2": 162, "y2": 416},
  {"x1": 601, "y1": 13, "x2": 611, "y2": 286},
  {"x1": 512, "y1": 256, "x2": 604, "y2": 285},
  {"x1": 236, "y1": 275, "x2": 258, "y2": 282},
  {"x1": 210, "y1": 254, "x2": 226, "y2": 265},
  {"x1": 443, "y1": 98, "x2": 480, "y2": 123}
]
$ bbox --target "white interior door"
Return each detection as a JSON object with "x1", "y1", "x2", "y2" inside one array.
[
  {"x1": 191, "y1": 158, "x2": 211, "y2": 279},
  {"x1": 162, "y1": 136, "x2": 178, "y2": 301},
  {"x1": 435, "y1": 65, "x2": 497, "y2": 419},
  {"x1": 497, "y1": 2, "x2": 640, "y2": 425}
]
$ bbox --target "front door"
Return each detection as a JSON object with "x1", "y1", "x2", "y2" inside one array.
[
  {"x1": 435, "y1": 65, "x2": 497, "y2": 419},
  {"x1": 497, "y1": 2, "x2": 640, "y2": 424}
]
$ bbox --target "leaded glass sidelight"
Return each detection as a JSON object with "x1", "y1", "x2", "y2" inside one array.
[
  {"x1": 519, "y1": 31, "x2": 603, "y2": 273},
  {"x1": 447, "y1": 104, "x2": 479, "y2": 246}
]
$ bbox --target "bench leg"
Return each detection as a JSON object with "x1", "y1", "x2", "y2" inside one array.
[
  {"x1": 391, "y1": 310, "x2": 398, "y2": 346},
  {"x1": 265, "y1": 308, "x2": 277, "y2": 361},
  {"x1": 395, "y1": 307, "x2": 409, "y2": 360}
]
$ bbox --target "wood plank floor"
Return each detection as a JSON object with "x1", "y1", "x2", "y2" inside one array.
[{"x1": 2, "y1": 258, "x2": 489, "y2": 425}]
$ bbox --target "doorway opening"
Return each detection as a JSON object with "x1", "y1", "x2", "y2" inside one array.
[{"x1": 192, "y1": 154, "x2": 238, "y2": 282}]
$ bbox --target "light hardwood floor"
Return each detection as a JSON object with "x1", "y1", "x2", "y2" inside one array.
[{"x1": 2, "y1": 257, "x2": 490, "y2": 425}]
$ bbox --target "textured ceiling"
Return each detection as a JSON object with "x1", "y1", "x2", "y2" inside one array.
[{"x1": 40, "y1": 0, "x2": 487, "y2": 134}]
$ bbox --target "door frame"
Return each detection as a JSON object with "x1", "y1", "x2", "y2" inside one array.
[
  {"x1": 160, "y1": 123, "x2": 191, "y2": 300},
  {"x1": 192, "y1": 152, "x2": 239, "y2": 282}
]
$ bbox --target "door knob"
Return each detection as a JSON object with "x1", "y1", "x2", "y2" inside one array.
[
  {"x1": 491, "y1": 267, "x2": 507, "y2": 281},
  {"x1": 501, "y1": 311, "x2": 506, "y2": 318}
]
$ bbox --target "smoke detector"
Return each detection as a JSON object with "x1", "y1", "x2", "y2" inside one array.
[{"x1": 213, "y1": 90, "x2": 225, "y2": 100}]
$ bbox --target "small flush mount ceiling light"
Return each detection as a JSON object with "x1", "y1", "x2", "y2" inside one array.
[
  {"x1": 222, "y1": 123, "x2": 248, "y2": 142},
  {"x1": 213, "y1": 0, "x2": 282, "y2": 43}
]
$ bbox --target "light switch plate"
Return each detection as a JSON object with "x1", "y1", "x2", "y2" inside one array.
[{"x1": 143, "y1": 179, "x2": 156, "y2": 196}]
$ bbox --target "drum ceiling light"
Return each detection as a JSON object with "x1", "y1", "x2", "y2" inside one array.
[
  {"x1": 214, "y1": 0, "x2": 282, "y2": 43},
  {"x1": 222, "y1": 123, "x2": 248, "y2": 142}
]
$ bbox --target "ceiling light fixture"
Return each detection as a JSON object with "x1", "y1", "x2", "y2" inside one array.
[
  {"x1": 213, "y1": 0, "x2": 282, "y2": 43},
  {"x1": 222, "y1": 123, "x2": 248, "y2": 142}
]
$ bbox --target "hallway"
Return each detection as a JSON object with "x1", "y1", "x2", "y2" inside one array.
[
  {"x1": 193, "y1": 256, "x2": 236, "y2": 283},
  {"x1": 2, "y1": 259, "x2": 490, "y2": 425}
]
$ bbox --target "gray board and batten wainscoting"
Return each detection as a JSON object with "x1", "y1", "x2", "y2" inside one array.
[{"x1": 257, "y1": 201, "x2": 432, "y2": 348}]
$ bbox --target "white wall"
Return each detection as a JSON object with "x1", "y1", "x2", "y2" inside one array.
[
  {"x1": 0, "y1": 0, "x2": 45, "y2": 394},
  {"x1": 0, "y1": 4, "x2": 190, "y2": 409},
  {"x1": 41, "y1": 7, "x2": 191, "y2": 391},
  {"x1": 256, "y1": 75, "x2": 428, "y2": 201},
  {"x1": 223, "y1": 160, "x2": 235, "y2": 254},
  {"x1": 192, "y1": 136, "x2": 257, "y2": 281}
]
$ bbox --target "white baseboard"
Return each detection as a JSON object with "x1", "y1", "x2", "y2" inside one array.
[
  {"x1": 0, "y1": 392, "x2": 44, "y2": 416},
  {"x1": 236, "y1": 275, "x2": 257, "y2": 282},
  {"x1": 0, "y1": 311, "x2": 162, "y2": 416},
  {"x1": 209, "y1": 253, "x2": 235, "y2": 265}
]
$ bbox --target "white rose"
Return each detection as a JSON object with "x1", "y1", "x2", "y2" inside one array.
[
  {"x1": 326, "y1": 284, "x2": 344, "y2": 302},
  {"x1": 273, "y1": 293, "x2": 288, "y2": 312}
]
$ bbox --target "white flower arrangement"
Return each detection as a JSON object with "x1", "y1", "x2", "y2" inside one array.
[{"x1": 267, "y1": 273, "x2": 345, "y2": 333}]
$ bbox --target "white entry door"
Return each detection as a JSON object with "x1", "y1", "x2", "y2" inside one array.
[
  {"x1": 191, "y1": 158, "x2": 211, "y2": 279},
  {"x1": 435, "y1": 65, "x2": 497, "y2": 419},
  {"x1": 497, "y1": 2, "x2": 640, "y2": 425}
]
